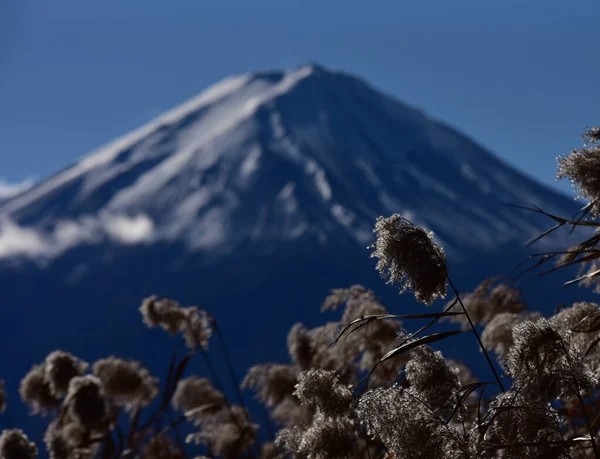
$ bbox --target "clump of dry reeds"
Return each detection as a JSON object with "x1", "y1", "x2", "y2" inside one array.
[{"x1": 261, "y1": 126, "x2": 600, "y2": 459}]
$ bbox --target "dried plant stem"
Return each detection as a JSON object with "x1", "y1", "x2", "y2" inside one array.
[
  {"x1": 199, "y1": 348, "x2": 226, "y2": 395},
  {"x1": 210, "y1": 320, "x2": 261, "y2": 458},
  {"x1": 167, "y1": 408, "x2": 187, "y2": 457},
  {"x1": 574, "y1": 391, "x2": 599, "y2": 458},
  {"x1": 211, "y1": 319, "x2": 249, "y2": 413},
  {"x1": 447, "y1": 276, "x2": 506, "y2": 392},
  {"x1": 4, "y1": 403, "x2": 13, "y2": 430},
  {"x1": 160, "y1": 413, "x2": 186, "y2": 432},
  {"x1": 262, "y1": 406, "x2": 275, "y2": 441},
  {"x1": 199, "y1": 348, "x2": 258, "y2": 458}
]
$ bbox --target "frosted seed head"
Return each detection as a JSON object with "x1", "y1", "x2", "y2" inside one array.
[
  {"x1": 294, "y1": 369, "x2": 354, "y2": 417},
  {"x1": 486, "y1": 390, "x2": 567, "y2": 458},
  {"x1": 64, "y1": 376, "x2": 108, "y2": 431},
  {"x1": 287, "y1": 323, "x2": 313, "y2": 370},
  {"x1": 274, "y1": 426, "x2": 303, "y2": 455},
  {"x1": 258, "y1": 441, "x2": 281, "y2": 459},
  {"x1": 404, "y1": 346, "x2": 460, "y2": 410},
  {"x1": 43, "y1": 421, "x2": 86, "y2": 459},
  {"x1": 298, "y1": 413, "x2": 355, "y2": 459},
  {"x1": 242, "y1": 364, "x2": 298, "y2": 408},
  {"x1": 557, "y1": 127, "x2": 600, "y2": 216},
  {"x1": 270, "y1": 396, "x2": 312, "y2": 427},
  {"x1": 139, "y1": 296, "x2": 187, "y2": 334},
  {"x1": 369, "y1": 214, "x2": 447, "y2": 305},
  {"x1": 321, "y1": 285, "x2": 378, "y2": 314},
  {"x1": 93, "y1": 356, "x2": 159, "y2": 409},
  {"x1": 44, "y1": 351, "x2": 88, "y2": 398},
  {"x1": 182, "y1": 307, "x2": 213, "y2": 350},
  {"x1": 187, "y1": 405, "x2": 258, "y2": 458},
  {"x1": 582, "y1": 126, "x2": 600, "y2": 145},
  {"x1": 19, "y1": 364, "x2": 60, "y2": 415},
  {"x1": 0, "y1": 429, "x2": 38, "y2": 459},
  {"x1": 482, "y1": 311, "x2": 542, "y2": 362},
  {"x1": 172, "y1": 376, "x2": 226, "y2": 422},
  {"x1": 358, "y1": 387, "x2": 461, "y2": 458},
  {"x1": 506, "y1": 318, "x2": 597, "y2": 400},
  {"x1": 141, "y1": 434, "x2": 185, "y2": 459}
]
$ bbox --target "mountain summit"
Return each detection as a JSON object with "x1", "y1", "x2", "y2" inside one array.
[
  {"x1": 0, "y1": 65, "x2": 582, "y2": 431},
  {"x1": 0, "y1": 63, "x2": 573, "y2": 264}
]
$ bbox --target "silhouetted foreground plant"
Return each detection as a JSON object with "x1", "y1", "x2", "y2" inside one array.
[
  {"x1": 1, "y1": 298, "x2": 261, "y2": 458},
  {"x1": 2, "y1": 127, "x2": 600, "y2": 458}
]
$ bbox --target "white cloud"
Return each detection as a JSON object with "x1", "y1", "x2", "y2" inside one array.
[
  {"x1": 102, "y1": 214, "x2": 154, "y2": 244},
  {"x1": 0, "y1": 220, "x2": 47, "y2": 258},
  {"x1": 0, "y1": 213, "x2": 155, "y2": 260},
  {"x1": 53, "y1": 218, "x2": 99, "y2": 246},
  {"x1": 0, "y1": 178, "x2": 35, "y2": 200}
]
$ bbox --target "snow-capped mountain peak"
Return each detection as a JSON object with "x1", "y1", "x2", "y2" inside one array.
[{"x1": 0, "y1": 64, "x2": 576, "y2": 263}]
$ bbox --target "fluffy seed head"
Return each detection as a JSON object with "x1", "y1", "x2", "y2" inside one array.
[
  {"x1": 43, "y1": 429, "x2": 70, "y2": 459},
  {"x1": 550, "y1": 301, "x2": 600, "y2": 331},
  {"x1": 43, "y1": 421, "x2": 85, "y2": 459},
  {"x1": 172, "y1": 376, "x2": 226, "y2": 422},
  {"x1": 0, "y1": 429, "x2": 38, "y2": 459},
  {"x1": 242, "y1": 364, "x2": 298, "y2": 408},
  {"x1": 19, "y1": 364, "x2": 60, "y2": 414},
  {"x1": 298, "y1": 413, "x2": 355, "y2": 459},
  {"x1": 358, "y1": 387, "x2": 462, "y2": 458},
  {"x1": 275, "y1": 414, "x2": 355, "y2": 459},
  {"x1": 287, "y1": 323, "x2": 313, "y2": 370},
  {"x1": 506, "y1": 318, "x2": 597, "y2": 400},
  {"x1": 141, "y1": 434, "x2": 185, "y2": 459},
  {"x1": 93, "y1": 357, "x2": 159, "y2": 409},
  {"x1": 582, "y1": 126, "x2": 600, "y2": 145},
  {"x1": 44, "y1": 351, "x2": 88, "y2": 398},
  {"x1": 550, "y1": 302, "x2": 600, "y2": 375},
  {"x1": 369, "y1": 214, "x2": 447, "y2": 304},
  {"x1": 294, "y1": 369, "x2": 354, "y2": 417},
  {"x1": 182, "y1": 307, "x2": 213, "y2": 350},
  {"x1": 302, "y1": 323, "x2": 359, "y2": 384},
  {"x1": 139, "y1": 296, "x2": 187, "y2": 334},
  {"x1": 187, "y1": 405, "x2": 258, "y2": 458},
  {"x1": 486, "y1": 391, "x2": 566, "y2": 459},
  {"x1": 259, "y1": 442, "x2": 280, "y2": 459},
  {"x1": 270, "y1": 396, "x2": 312, "y2": 427},
  {"x1": 482, "y1": 312, "x2": 542, "y2": 362},
  {"x1": 64, "y1": 376, "x2": 108, "y2": 431},
  {"x1": 557, "y1": 127, "x2": 600, "y2": 216},
  {"x1": 321, "y1": 285, "x2": 379, "y2": 316},
  {"x1": 139, "y1": 297, "x2": 213, "y2": 349},
  {"x1": 275, "y1": 426, "x2": 303, "y2": 455},
  {"x1": 404, "y1": 346, "x2": 460, "y2": 409}
]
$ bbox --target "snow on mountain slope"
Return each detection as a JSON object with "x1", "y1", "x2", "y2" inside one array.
[{"x1": 0, "y1": 63, "x2": 577, "y2": 264}]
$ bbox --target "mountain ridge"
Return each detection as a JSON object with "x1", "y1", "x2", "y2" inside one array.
[{"x1": 0, "y1": 63, "x2": 577, "y2": 266}]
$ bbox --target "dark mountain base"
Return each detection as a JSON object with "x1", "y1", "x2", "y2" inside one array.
[{"x1": 0, "y1": 238, "x2": 592, "y2": 435}]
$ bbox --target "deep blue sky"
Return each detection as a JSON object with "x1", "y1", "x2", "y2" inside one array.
[{"x1": 1, "y1": 0, "x2": 598, "y2": 197}]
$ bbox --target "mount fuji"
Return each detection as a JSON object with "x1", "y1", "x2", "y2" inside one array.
[{"x1": 0, "y1": 64, "x2": 584, "y2": 430}]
